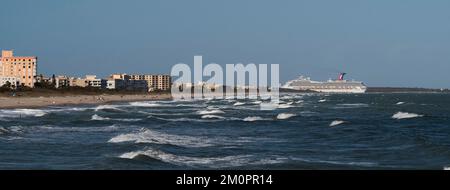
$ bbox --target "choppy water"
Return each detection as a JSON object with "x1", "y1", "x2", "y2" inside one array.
[{"x1": 1, "y1": 93, "x2": 450, "y2": 169}]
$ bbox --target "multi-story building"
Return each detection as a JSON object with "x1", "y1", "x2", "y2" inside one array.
[
  {"x1": 106, "y1": 73, "x2": 147, "y2": 91},
  {"x1": 54, "y1": 75, "x2": 70, "y2": 88},
  {"x1": 129, "y1": 74, "x2": 171, "y2": 91},
  {"x1": 69, "y1": 77, "x2": 88, "y2": 87},
  {"x1": 85, "y1": 75, "x2": 106, "y2": 88},
  {"x1": 0, "y1": 50, "x2": 37, "y2": 88},
  {"x1": 0, "y1": 76, "x2": 20, "y2": 89}
]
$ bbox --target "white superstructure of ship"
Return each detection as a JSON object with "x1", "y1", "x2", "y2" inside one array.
[{"x1": 283, "y1": 73, "x2": 367, "y2": 93}]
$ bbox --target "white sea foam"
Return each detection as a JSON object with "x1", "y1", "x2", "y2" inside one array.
[
  {"x1": 0, "y1": 109, "x2": 47, "y2": 118},
  {"x1": 277, "y1": 104, "x2": 293, "y2": 109},
  {"x1": 392, "y1": 112, "x2": 423, "y2": 120},
  {"x1": 233, "y1": 102, "x2": 245, "y2": 106},
  {"x1": 129, "y1": 102, "x2": 164, "y2": 107},
  {"x1": 197, "y1": 110, "x2": 225, "y2": 115},
  {"x1": 91, "y1": 114, "x2": 110, "y2": 121},
  {"x1": 108, "y1": 129, "x2": 214, "y2": 148},
  {"x1": 330, "y1": 120, "x2": 345, "y2": 127},
  {"x1": 252, "y1": 101, "x2": 262, "y2": 104},
  {"x1": 243, "y1": 116, "x2": 269, "y2": 122},
  {"x1": 94, "y1": 105, "x2": 123, "y2": 111},
  {"x1": 201, "y1": 115, "x2": 225, "y2": 119},
  {"x1": 91, "y1": 114, "x2": 142, "y2": 122},
  {"x1": 119, "y1": 148, "x2": 285, "y2": 168},
  {"x1": 276, "y1": 113, "x2": 296, "y2": 120},
  {"x1": 260, "y1": 103, "x2": 279, "y2": 110},
  {"x1": 318, "y1": 99, "x2": 327, "y2": 103},
  {"x1": 396, "y1": 102, "x2": 405, "y2": 105}
]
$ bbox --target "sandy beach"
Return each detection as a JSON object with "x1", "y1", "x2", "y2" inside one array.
[{"x1": 0, "y1": 94, "x2": 172, "y2": 109}]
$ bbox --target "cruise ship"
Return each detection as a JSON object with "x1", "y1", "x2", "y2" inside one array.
[{"x1": 283, "y1": 73, "x2": 367, "y2": 93}]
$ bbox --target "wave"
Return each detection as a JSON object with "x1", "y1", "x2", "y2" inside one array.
[
  {"x1": 318, "y1": 99, "x2": 327, "y2": 103},
  {"x1": 259, "y1": 102, "x2": 294, "y2": 110},
  {"x1": 91, "y1": 114, "x2": 110, "y2": 121},
  {"x1": 0, "y1": 109, "x2": 47, "y2": 118},
  {"x1": 108, "y1": 128, "x2": 214, "y2": 148},
  {"x1": 0, "y1": 126, "x2": 24, "y2": 135},
  {"x1": 290, "y1": 157, "x2": 378, "y2": 167},
  {"x1": 260, "y1": 103, "x2": 279, "y2": 110},
  {"x1": 252, "y1": 101, "x2": 262, "y2": 104},
  {"x1": 91, "y1": 114, "x2": 142, "y2": 122},
  {"x1": 129, "y1": 102, "x2": 165, "y2": 107},
  {"x1": 330, "y1": 120, "x2": 346, "y2": 127},
  {"x1": 243, "y1": 116, "x2": 269, "y2": 122},
  {"x1": 396, "y1": 102, "x2": 405, "y2": 105},
  {"x1": 119, "y1": 148, "x2": 285, "y2": 168},
  {"x1": 147, "y1": 115, "x2": 216, "y2": 123},
  {"x1": 334, "y1": 103, "x2": 369, "y2": 109},
  {"x1": 201, "y1": 115, "x2": 225, "y2": 119},
  {"x1": 233, "y1": 102, "x2": 245, "y2": 106},
  {"x1": 197, "y1": 109, "x2": 225, "y2": 115},
  {"x1": 277, "y1": 104, "x2": 293, "y2": 109},
  {"x1": 39, "y1": 124, "x2": 120, "y2": 132},
  {"x1": 277, "y1": 113, "x2": 296, "y2": 120},
  {"x1": 94, "y1": 105, "x2": 124, "y2": 112},
  {"x1": 392, "y1": 112, "x2": 423, "y2": 120}
]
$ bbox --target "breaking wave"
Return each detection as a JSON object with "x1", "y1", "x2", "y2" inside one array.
[
  {"x1": 94, "y1": 105, "x2": 124, "y2": 112},
  {"x1": 243, "y1": 116, "x2": 269, "y2": 122},
  {"x1": 201, "y1": 115, "x2": 225, "y2": 119},
  {"x1": 277, "y1": 113, "x2": 296, "y2": 120},
  {"x1": 91, "y1": 114, "x2": 142, "y2": 122},
  {"x1": 92, "y1": 114, "x2": 110, "y2": 121},
  {"x1": 119, "y1": 148, "x2": 285, "y2": 168},
  {"x1": 108, "y1": 129, "x2": 214, "y2": 148},
  {"x1": 233, "y1": 102, "x2": 245, "y2": 106},
  {"x1": 197, "y1": 109, "x2": 225, "y2": 115},
  {"x1": 277, "y1": 104, "x2": 294, "y2": 109},
  {"x1": 330, "y1": 120, "x2": 346, "y2": 127},
  {"x1": 0, "y1": 109, "x2": 47, "y2": 118},
  {"x1": 129, "y1": 102, "x2": 166, "y2": 107},
  {"x1": 392, "y1": 112, "x2": 423, "y2": 120}
]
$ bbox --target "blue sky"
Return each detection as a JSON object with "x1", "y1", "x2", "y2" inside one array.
[{"x1": 1, "y1": 0, "x2": 449, "y2": 88}]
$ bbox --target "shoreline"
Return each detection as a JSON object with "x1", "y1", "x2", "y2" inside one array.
[{"x1": 0, "y1": 94, "x2": 172, "y2": 109}]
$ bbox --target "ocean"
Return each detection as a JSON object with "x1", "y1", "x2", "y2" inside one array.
[{"x1": 1, "y1": 93, "x2": 450, "y2": 170}]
